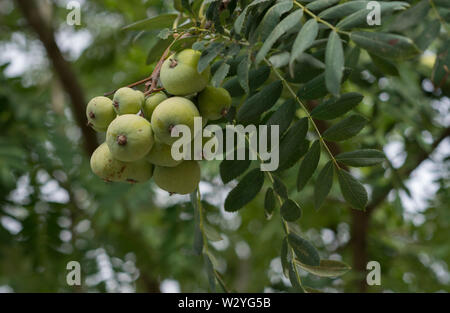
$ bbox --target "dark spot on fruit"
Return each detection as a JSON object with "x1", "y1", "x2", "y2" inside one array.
[
  {"x1": 119, "y1": 166, "x2": 126, "y2": 174},
  {"x1": 126, "y1": 178, "x2": 137, "y2": 183},
  {"x1": 113, "y1": 100, "x2": 119, "y2": 109},
  {"x1": 169, "y1": 58, "x2": 178, "y2": 68},
  {"x1": 117, "y1": 135, "x2": 127, "y2": 145},
  {"x1": 89, "y1": 111, "x2": 95, "y2": 119}
]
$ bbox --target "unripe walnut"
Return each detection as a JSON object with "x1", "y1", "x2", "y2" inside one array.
[
  {"x1": 106, "y1": 114, "x2": 154, "y2": 162},
  {"x1": 142, "y1": 91, "x2": 168, "y2": 120},
  {"x1": 90, "y1": 143, "x2": 153, "y2": 183},
  {"x1": 151, "y1": 97, "x2": 200, "y2": 145},
  {"x1": 86, "y1": 96, "x2": 116, "y2": 132},
  {"x1": 160, "y1": 49, "x2": 210, "y2": 96},
  {"x1": 113, "y1": 87, "x2": 144, "y2": 115},
  {"x1": 198, "y1": 86, "x2": 232, "y2": 121},
  {"x1": 153, "y1": 161, "x2": 201, "y2": 195},
  {"x1": 146, "y1": 141, "x2": 182, "y2": 167}
]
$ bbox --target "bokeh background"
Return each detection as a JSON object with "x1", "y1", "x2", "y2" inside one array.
[{"x1": 0, "y1": 0, "x2": 449, "y2": 292}]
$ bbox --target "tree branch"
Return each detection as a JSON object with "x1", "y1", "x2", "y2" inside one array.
[
  {"x1": 15, "y1": 0, "x2": 98, "y2": 155},
  {"x1": 307, "y1": 101, "x2": 450, "y2": 292}
]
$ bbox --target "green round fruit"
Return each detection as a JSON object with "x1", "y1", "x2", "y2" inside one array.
[
  {"x1": 113, "y1": 87, "x2": 144, "y2": 115},
  {"x1": 184, "y1": 133, "x2": 218, "y2": 161},
  {"x1": 90, "y1": 143, "x2": 153, "y2": 183},
  {"x1": 86, "y1": 96, "x2": 116, "y2": 132},
  {"x1": 122, "y1": 159, "x2": 153, "y2": 183},
  {"x1": 151, "y1": 97, "x2": 200, "y2": 145},
  {"x1": 160, "y1": 49, "x2": 210, "y2": 96},
  {"x1": 153, "y1": 161, "x2": 201, "y2": 195},
  {"x1": 142, "y1": 92, "x2": 168, "y2": 119},
  {"x1": 106, "y1": 114, "x2": 154, "y2": 162},
  {"x1": 198, "y1": 86, "x2": 232, "y2": 121},
  {"x1": 146, "y1": 141, "x2": 182, "y2": 167}
]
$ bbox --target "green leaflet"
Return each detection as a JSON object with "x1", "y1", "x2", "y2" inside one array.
[
  {"x1": 319, "y1": 0, "x2": 369, "y2": 19},
  {"x1": 198, "y1": 42, "x2": 225, "y2": 73},
  {"x1": 351, "y1": 31, "x2": 421, "y2": 60},
  {"x1": 288, "y1": 233, "x2": 320, "y2": 266},
  {"x1": 224, "y1": 169, "x2": 264, "y2": 212},
  {"x1": 237, "y1": 54, "x2": 250, "y2": 93},
  {"x1": 223, "y1": 66, "x2": 271, "y2": 97},
  {"x1": 325, "y1": 31, "x2": 344, "y2": 96},
  {"x1": 280, "y1": 199, "x2": 302, "y2": 222},
  {"x1": 314, "y1": 161, "x2": 334, "y2": 210},
  {"x1": 269, "y1": 52, "x2": 290, "y2": 69},
  {"x1": 264, "y1": 188, "x2": 276, "y2": 219},
  {"x1": 289, "y1": 19, "x2": 319, "y2": 77},
  {"x1": 297, "y1": 68, "x2": 352, "y2": 100},
  {"x1": 369, "y1": 53, "x2": 399, "y2": 76},
  {"x1": 294, "y1": 259, "x2": 351, "y2": 277},
  {"x1": 257, "y1": 0, "x2": 294, "y2": 41},
  {"x1": 220, "y1": 155, "x2": 251, "y2": 184},
  {"x1": 203, "y1": 223, "x2": 223, "y2": 242},
  {"x1": 237, "y1": 81, "x2": 283, "y2": 123},
  {"x1": 203, "y1": 253, "x2": 216, "y2": 291},
  {"x1": 288, "y1": 262, "x2": 304, "y2": 292},
  {"x1": 335, "y1": 149, "x2": 385, "y2": 167},
  {"x1": 389, "y1": 0, "x2": 430, "y2": 32},
  {"x1": 297, "y1": 140, "x2": 321, "y2": 191},
  {"x1": 322, "y1": 114, "x2": 367, "y2": 141},
  {"x1": 281, "y1": 237, "x2": 291, "y2": 277},
  {"x1": 265, "y1": 99, "x2": 297, "y2": 137},
  {"x1": 234, "y1": 0, "x2": 271, "y2": 34},
  {"x1": 415, "y1": 20, "x2": 441, "y2": 51},
  {"x1": 311, "y1": 92, "x2": 363, "y2": 120},
  {"x1": 306, "y1": 0, "x2": 340, "y2": 12},
  {"x1": 337, "y1": 169, "x2": 368, "y2": 210},
  {"x1": 336, "y1": 2, "x2": 409, "y2": 30},
  {"x1": 277, "y1": 118, "x2": 310, "y2": 171},
  {"x1": 273, "y1": 175, "x2": 288, "y2": 199},
  {"x1": 211, "y1": 62, "x2": 230, "y2": 87},
  {"x1": 255, "y1": 9, "x2": 303, "y2": 64}
]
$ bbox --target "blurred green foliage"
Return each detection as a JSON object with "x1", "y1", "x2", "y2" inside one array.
[{"x1": 0, "y1": 0, "x2": 448, "y2": 292}]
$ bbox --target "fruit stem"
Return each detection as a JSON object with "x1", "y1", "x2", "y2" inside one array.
[
  {"x1": 117, "y1": 135, "x2": 127, "y2": 146},
  {"x1": 103, "y1": 31, "x2": 187, "y2": 97},
  {"x1": 168, "y1": 124, "x2": 175, "y2": 135},
  {"x1": 169, "y1": 58, "x2": 178, "y2": 68},
  {"x1": 196, "y1": 188, "x2": 231, "y2": 292},
  {"x1": 144, "y1": 87, "x2": 165, "y2": 97},
  {"x1": 103, "y1": 76, "x2": 152, "y2": 97}
]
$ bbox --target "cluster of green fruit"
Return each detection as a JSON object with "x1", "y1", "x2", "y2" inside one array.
[{"x1": 86, "y1": 49, "x2": 232, "y2": 195}]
